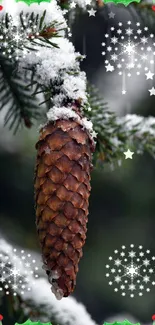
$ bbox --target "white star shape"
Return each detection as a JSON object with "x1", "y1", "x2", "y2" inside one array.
[
  {"x1": 105, "y1": 63, "x2": 114, "y2": 72},
  {"x1": 108, "y1": 11, "x2": 115, "y2": 19},
  {"x1": 145, "y1": 71, "x2": 154, "y2": 80},
  {"x1": 70, "y1": 1, "x2": 76, "y2": 8},
  {"x1": 88, "y1": 8, "x2": 96, "y2": 16},
  {"x1": 124, "y1": 149, "x2": 134, "y2": 159},
  {"x1": 91, "y1": 130, "x2": 98, "y2": 138},
  {"x1": 111, "y1": 36, "x2": 118, "y2": 44},
  {"x1": 143, "y1": 259, "x2": 150, "y2": 267},
  {"x1": 107, "y1": 46, "x2": 112, "y2": 52},
  {"x1": 122, "y1": 90, "x2": 126, "y2": 95},
  {"x1": 44, "y1": 147, "x2": 51, "y2": 154},
  {"x1": 149, "y1": 87, "x2": 155, "y2": 96}
]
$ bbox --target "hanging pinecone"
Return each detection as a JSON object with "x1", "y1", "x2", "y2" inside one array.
[{"x1": 34, "y1": 104, "x2": 96, "y2": 299}]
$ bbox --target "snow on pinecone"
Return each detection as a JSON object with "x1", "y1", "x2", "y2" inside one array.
[{"x1": 34, "y1": 104, "x2": 95, "y2": 299}]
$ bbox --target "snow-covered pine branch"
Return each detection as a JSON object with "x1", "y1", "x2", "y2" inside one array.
[
  {"x1": 0, "y1": 238, "x2": 97, "y2": 325},
  {"x1": 84, "y1": 86, "x2": 155, "y2": 165},
  {"x1": 11, "y1": 0, "x2": 96, "y2": 142},
  {"x1": 1, "y1": 0, "x2": 155, "y2": 164}
]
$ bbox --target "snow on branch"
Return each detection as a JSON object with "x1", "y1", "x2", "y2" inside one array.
[
  {"x1": 14, "y1": 0, "x2": 95, "y2": 141},
  {"x1": 0, "y1": 238, "x2": 97, "y2": 325},
  {"x1": 118, "y1": 114, "x2": 155, "y2": 137},
  {"x1": 84, "y1": 86, "x2": 155, "y2": 165},
  {"x1": 1, "y1": 0, "x2": 67, "y2": 32}
]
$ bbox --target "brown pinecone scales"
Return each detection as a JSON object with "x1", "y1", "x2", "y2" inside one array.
[{"x1": 34, "y1": 116, "x2": 95, "y2": 299}]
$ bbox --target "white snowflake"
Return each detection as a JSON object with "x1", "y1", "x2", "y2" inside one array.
[
  {"x1": 0, "y1": 14, "x2": 41, "y2": 60},
  {"x1": 0, "y1": 248, "x2": 39, "y2": 296},
  {"x1": 105, "y1": 244, "x2": 155, "y2": 298},
  {"x1": 102, "y1": 21, "x2": 155, "y2": 94}
]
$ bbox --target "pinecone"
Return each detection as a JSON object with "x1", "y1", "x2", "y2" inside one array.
[{"x1": 34, "y1": 108, "x2": 95, "y2": 299}]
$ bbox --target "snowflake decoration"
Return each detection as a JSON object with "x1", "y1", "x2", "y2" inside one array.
[
  {"x1": 105, "y1": 244, "x2": 155, "y2": 298},
  {"x1": 0, "y1": 248, "x2": 39, "y2": 296},
  {"x1": 0, "y1": 14, "x2": 40, "y2": 60},
  {"x1": 101, "y1": 21, "x2": 155, "y2": 94}
]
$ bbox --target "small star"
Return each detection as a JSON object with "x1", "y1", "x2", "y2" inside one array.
[
  {"x1": 70, "y1": 1, "x2": 76, "y2": 8},
  {"x1": 149, "y1": 87, "x2": 155, "y2": 96},
  {"x1": 122, "y1": 90, "x2": 126, "y2": 95},
  {"x1": 117, "y1": 29, "x2": 122, "y2": 35},
  {"x1": 91, "y1": 130, "x2": 98, "y2": 138},
  {"x1": 88, "y1": 8, "x2": 96, "y2": 16},
  {"x1": 105, "y1": 63, "x2": 114, "y2": 72},
  {"x1": 145, "y1": 71, "x2": 154, "y2": 80},
  {"x1": 124, "y1": 149, "x2": 134, "y2": 159},
  {"x1": 44, "y1": 147, "x2": 51, "y2": 154},
  {"x1": 108, "y1": 11, "x2": 115, "y2": 19},
  {"x1": 107, "y1": 46, "x2": 112, "y2": 52}
]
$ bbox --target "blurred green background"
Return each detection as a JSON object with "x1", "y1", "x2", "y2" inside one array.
[{"x1": 1, "y1": 4, "x2": 155, "y2": 324}]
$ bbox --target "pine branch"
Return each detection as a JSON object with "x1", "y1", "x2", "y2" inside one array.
[
  {"x1": 84, "y1": 84, "x2": 155, "y2": 168},
  {"x1": 1, "y1": 0, "x2": 155, "y2": 167},
  {"x1": 0, "y1": 56, "x2": 42, "y2": 133},
  {"x1": 0, "y1": 6, "x2": 67, "y2": 132}
]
